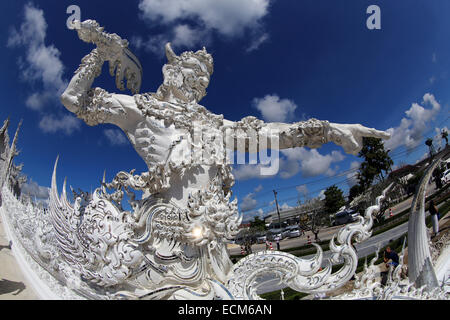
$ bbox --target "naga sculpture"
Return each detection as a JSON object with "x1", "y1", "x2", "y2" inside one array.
[{"x1": 49, "y1": 19, "x2": 391, "y2": 299}]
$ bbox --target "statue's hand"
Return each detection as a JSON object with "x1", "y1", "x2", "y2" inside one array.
[
  {"x1": 71, "y1": 20, "x2": 101, "y2": 44},
  {"x1": 72, "y1": 19, "x2": 142, "y2": 94},
  {"x1": 327, "y1": 123, "x2": 390, "y2": 155}
]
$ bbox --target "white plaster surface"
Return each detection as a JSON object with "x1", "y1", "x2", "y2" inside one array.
[{"x1": 0, "y1": 207, "x2": 38, "y2": 299}]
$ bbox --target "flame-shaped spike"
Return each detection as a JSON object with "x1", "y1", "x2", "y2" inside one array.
[{"x1": 61, "y1": 177, "x2": 73, "y2": 210}]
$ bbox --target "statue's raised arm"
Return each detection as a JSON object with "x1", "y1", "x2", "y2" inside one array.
[
  {"x1": 223, "y1": 116, "x2": 390, "y2": 156},
  {"x1": 60, "y1": 20, "x2": 142, "y2": 128}
]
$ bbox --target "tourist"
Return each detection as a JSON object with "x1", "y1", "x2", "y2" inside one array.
[
  {"x1": 246, "y1": 243, "x2": 252, "y2": 254},
  {"x1": 380, "y1": 246, "x2": 399, "y2": 286},
  {"x1": 429, "y1": 200, "x2": 440, "y2": 237},
  {"x1": 384, "y1": 246, "x2": 399, "y2": 267}
]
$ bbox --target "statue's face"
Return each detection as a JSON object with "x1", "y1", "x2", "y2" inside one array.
[{"x1": 161, "y1": 57, "x2": 210, "y2": 103}]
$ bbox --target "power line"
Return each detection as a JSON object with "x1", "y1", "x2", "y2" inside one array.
[{"x1": 240, "y1": 115, "x2": 450, "y2": 214}]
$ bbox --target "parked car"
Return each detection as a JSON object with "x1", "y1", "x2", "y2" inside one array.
[
  {"x1": 441, "y1": 169, "x2": 450, "y2": 185},
  {"x1": 333, "y1": 209, "x2": 358, "y2": 226},
  {"x1": 287, "y1": 226, "x2": 301, "y2": 238},
  {"x1": 267, "y1": 228, "x2": 283, "y2": 241},
  {"x1": 351, "y1": 211, "x2": 360, "y2": 221},
  {"x1": 281, "y1": 228, "x2": 291, "y2": 239},
  {"x1": 256, "y1": 235, "x2": 267, "y2": 244}
]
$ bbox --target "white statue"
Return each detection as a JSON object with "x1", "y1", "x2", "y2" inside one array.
[{"x1": 52, "y1": 19, "x2": 391, "y2": 299}]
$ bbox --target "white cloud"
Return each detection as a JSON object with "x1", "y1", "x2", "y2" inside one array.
[
  {"x1": 7, "y1": 3, "x2": 67, "y2": 110},
  {"x1": 246, "y1": 32, "x2": 269, "y2": 52},
  {"x1": 296, "y1": 185, "x2": 308, "y2": 197},
  {"x1": 39, "y1": 114, "x2": 81, "y2": 135},
  {"x1": 429, "y1": 76, "x2": 436, "y2": 84},
  {"x1": 318, "y1": 189, "x2": 326, "y2": 200},
  {"x1": 172, "y1": 24, "x2": 210, "y2": 48},
  {"x1": 7, "y1": 3, "x2": 80, "y2": 136},
  {"x1": 384, "y1": 93, "x2": 441, "y2": 151},
  {"x1": 243, "y1": 208, "x2": 265, "y2": 221},
  {"x1": 21, "y1": 178, "x2": 50, "y2": 200},
  {"x1": 415, "y1": 152, "x2": 428, "y2": 164},
  {"x1": 136, "y1": 0, "x2": 270, "y2": 54},
  {"x1": 233, "y1": 147, "x2": 345, "y2": 181},
  {"x1": 281, "y1": 148, "x2": 345, "y2": 178},
  {"x1": 346, "y1": 161, "x2": 360, "y2": 187},
  {"x1": 240, "y1": 192, "x2": 258, "y2": 212},
  {"x1": 254, "y1": 184, "x2": 263, "y2": 192},
  {"x1": 232, "y1": 162, "x2": 277, "y2": 180},
  {"x1": 139, "y1": 0, "x2": 269, "y2": 36},
  {"x1": 104, "y1": 129, "x2": 128, "y2": 146},
  {"x1": 278, "y1": 158, "x2": 300, "y2": 179},
  {"x1": 253, "y1": 94, "x2": 298, "y2": 122},
  {"x1": 280, "y1": 203, "x2": 292, "y2": 210},
  {"x1": 233, "y1": 164, "x2": 263, "y2": 180},
  {"x1": 432, "y1": 126, "x2": 449, "y2": 150}
]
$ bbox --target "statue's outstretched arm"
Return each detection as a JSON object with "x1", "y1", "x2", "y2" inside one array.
[
  {"x1": 60, "y1": 20, "x2": 142, "y2": 127},
  {"x1": 223, "y1": 116, "x2": 390, "y2": 155}
]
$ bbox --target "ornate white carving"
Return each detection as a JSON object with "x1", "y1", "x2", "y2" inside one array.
[
  {"x1": 334, "y1": 243, "x2": 449, "y2": 300},
  {"x1": 0, "y1": 18, "x2": 411, "y2": 300},
  {"x1": 50, "y1": 158, "x2": 144, "y2": 287},
  {"x1": 55, "y1": 19, "x2": 392, "y2": 299},
  {"x1": 407, "y1": 154, "x2": 444, "y2": 289}
]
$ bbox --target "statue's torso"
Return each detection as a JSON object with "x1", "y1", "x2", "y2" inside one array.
[{"x1": 129, "y1": 93, "x2": 228, "y2": 171}]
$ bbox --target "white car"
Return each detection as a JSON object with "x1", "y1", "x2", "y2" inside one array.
[
  {"x1": 288, "y1": 227, "x2": 301, "y2": 238},
  {"x1": 441, "y1": 169, "x2": 450, "y2": 185},
  {"x1": 256, "y1": 235, "x2": 267, "y2": 244}
]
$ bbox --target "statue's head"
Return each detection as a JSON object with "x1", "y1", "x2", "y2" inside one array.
[{"x1": 156, "y1": 43, "x2": 213, "y2": 104}]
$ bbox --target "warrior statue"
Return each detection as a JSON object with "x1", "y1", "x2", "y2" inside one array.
[{"x1": 53, "y1": 20, "x2": 390, "y2": 299}]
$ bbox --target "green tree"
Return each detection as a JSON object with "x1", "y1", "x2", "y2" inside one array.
[
  {"x1": 357, "y1": 137, "x2": 393, "y2": 191},
  {"x1": 324, "y1": 185, "x2": 346, "y2": 215},
  {"x1": 348, "y1": 184, "x2": 363, "y2": 204},
  {"x1": 297, "y1": 197, "x2": 326, "y2": 241},
  {"x1": 250, "y1": 216, "x2": 266, "y2": 232}
]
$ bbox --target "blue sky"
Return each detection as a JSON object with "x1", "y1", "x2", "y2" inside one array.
[{"x1": 1, "y1": 1, "x2": 449, "y2": 221}]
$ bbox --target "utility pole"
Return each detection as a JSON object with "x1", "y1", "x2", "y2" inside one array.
[{"x1": 273, "y1": 190, "x2": 281, "y2": 228}]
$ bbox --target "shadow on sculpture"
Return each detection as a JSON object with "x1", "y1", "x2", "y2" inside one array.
[
  {"x1": 0, "y1": 278, "x2": 25, "y2": 296},
  {"x1": 0, "y1": 241, "x2": 11, "y2": 252}
]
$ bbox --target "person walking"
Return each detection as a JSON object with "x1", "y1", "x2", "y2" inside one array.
[
  {"x1": 275, "y1": 237, "x2": 280, "y2": 251},
  {"x1": 429, "y1": 200, "x2": 440, "y2": 237}
]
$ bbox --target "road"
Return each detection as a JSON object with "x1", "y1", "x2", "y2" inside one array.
[
  {"x1": 229, "y1": 183, "x2": 442, "y2": 294},
  {"x1": 230, "y1": 182, "x2": 438, "y2": 256}
]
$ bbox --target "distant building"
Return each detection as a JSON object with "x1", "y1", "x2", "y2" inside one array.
[
  {"x1": 265, "y1": 203, "x2": 324, "y2": 226},
  {"x1": 238, "y1": 222, "x2": 251, "y2": 229},
  {"x1": 388, "y1": 164, "x2": 418, "y2": 181}
]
